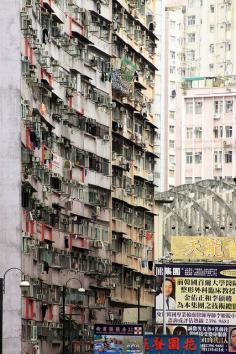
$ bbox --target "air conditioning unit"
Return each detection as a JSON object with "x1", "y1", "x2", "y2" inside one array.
[
  {"x1": 95, "y1": 206, "x2": 101, "y2": 216},
  {"x1": 215, "y1": 164, "x2": 222, "y2": 170},
  {"x1": 223, "y1": 140, "x2": 232, "y2": 146},
  {"x1": 117, "y1": 121, "x2": 123, "y2": 129},
  {"x1": 90, "y1": 57, "x2": 98, "y2": 67},
  {"x1": 50, "y1": 323, "x2": 57, "y2": 329},
  {"x1": 103, "y1": 135, "x2": 110, "y2": 141},
  {"x1": 25, "y1": 0, "x2": 33, "y2": 7},
  {"x1": 37, "y1": 293, "x2": 43, "y2": 300},
  {"x1": 94, "y1": 240, "x2": 102, "y2": 248},
  {"x1": 31, "y1": 325, "x2": 38, "y2": 341},
  {"x1": 139, "y1": 229, "x2": 145, "y2": 236},
  {"x1": 214, "y1": 114, "x2": 221, "y2": 120}
]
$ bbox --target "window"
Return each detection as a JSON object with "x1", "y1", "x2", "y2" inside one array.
[
  {"x1": 209, "y1": 63, "x2": 214, "y2": 71},
  {"x1": 169, "y1": 111, "x2": 175, "y2": 119},
  {"x1": 186, "y1": 99, "x2": 193, "y2": 114},
  {"x1": 219, "y1": 126, "x2": 223, "y2": 137},
  {"x1": 209, "y1": 44, "x2": 214, "y2": 53},
  {"x1": 186, "y1": 152, "x2": 193, "y2": 164},
  {"x1": 169, "y1": 140, "x2": 175, "y2": 148},
  {"x1": 226, "y1": 23, "x2": 231, "y2": 31},
  {"x1": 195, "y1": 127, "x2": 202, "y2": 139},
  {"x1": 227, "y1": 43, "x2": 231, "y2": 51},
  {"x1": 225, "y1": 126, "x2": 232, "y2": 138},
  {"x1": 214, "y1": 150, "x2": 222, "y2": 164},
  {"x1": 186, "y1": 127, "x2": 193, "y2": 139},
  {"x1": 225, "y1": 99, "x2": 233, "y2": 113},
  {"x1": 169, "y1": 155, "x2": 175, "y2": 164},
  {"x1": 187, "y1": 50, "x2": 195, "y2": 61},
  {"x1": 213, "y1": 127, "x2": 218, "y2": 138},
  {"x1": 170, "y1": 51, "x2": 175, "y2": 59},
  {"x1": 225, "y1": 150, "x2": 232, "y2": 163},
  {"x1": 195, "y1": 152, "x2": 202, "y2": 164},
  {"x1": 170, "y1": 66, "x2": 175, "y2": 74},
  {"x1": 188, "y1": 16, "x2": 196, "y2": 26},
  {"x1": 188, "y1": 0, "x2": 196, "y2": 7},
  {"x1": 210, "y1": 4, "x2": 215, "y2": 13},
  {"x1": 210, "y1": 25, "x2": 214, "y2": 32},
  {"x1": 195, "y1": 101, "x2": 202, "y2": 114},
  {"x1": 185, "y1": 177, "x2": 192, "y2": 184},
  {"x1": 214, "y1": 126, "x2": 223, "y2": 138},
  {"x1": 170, "y1": 21, "x2": 176, "y2": 30},
  {"x1": 188, "y1": 33, "x2": 196, "y2": 43},
  {"x1": 169, "y1": 125, "x2": 175, "y2": 134},
  {"x1": 214, "y1": 99, "x2": 223, "y2": 114}
]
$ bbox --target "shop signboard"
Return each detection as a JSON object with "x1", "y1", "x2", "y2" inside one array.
[
  {"x1": 94, "y1": 324, "x2": 144, "y2": 354},
  {"x1": 143, "y1": 335, "x2": 200, "y2": 354},
  {"x1": 155, "y1": 263, "x2": 236, "y2": 353}
]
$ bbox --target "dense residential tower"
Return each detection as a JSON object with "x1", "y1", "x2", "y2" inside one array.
[
  {"x1": 110, "y1": 0, "x2": 159, "y2": 323},
  {"x1": 0, "y1": 0, "x2": 159, "y2": 353}
]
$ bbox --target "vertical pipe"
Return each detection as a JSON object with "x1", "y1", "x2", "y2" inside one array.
[
  {"x1": 153, "y1": 276, "x2": 156, "y2": 334},
  {"x1": 62, "y1": 286, "x2": 65, "y2": 354},
  {"x1": 0, "y1": 278, "x2": 3, "y2": 354},
  {"x1": 137, "y1": 286, "x2": 140, "y2": 324},
  {"x1": 163, "y1": 263, "x2": 166, "y2": 335}
]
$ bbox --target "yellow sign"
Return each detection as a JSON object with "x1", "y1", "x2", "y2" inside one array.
[
  {"x1": 175, "y1": 277, "x2": 236, "y2": 311},
  {"x1": 171, "y1": 236, "x2": 236, "y2": 261}
]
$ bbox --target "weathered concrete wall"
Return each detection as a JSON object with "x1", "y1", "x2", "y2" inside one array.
[{"x1": 0, "y1": 1, "x2": 22, "y2": 353}]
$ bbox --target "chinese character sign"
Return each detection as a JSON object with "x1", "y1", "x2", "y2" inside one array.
[
  {"x1": 144, "y1": 335, "x2": 200, "y2": 354},
  {"x1": 171, "y1": 236, "x2": 236, "y2": 261},
  {"x1": 155, "y1": 264, "x2": 236, "y2": 353},
  {"x1": 155, "y1": 264, "x2": 236, "y2": 315},
  {"x1": 94, "y1": 324, "x2": 144, "y2": 354}
]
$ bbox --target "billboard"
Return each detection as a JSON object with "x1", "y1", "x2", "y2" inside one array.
[
  {"x1": 94, "y1": 324, "x2": 144, "y2": 354},
  {"x1": 155, "y1": 263, "x2": 236, "y2": 353},
  {"x1": 144, "y1": 335, "x2": 200, "y2": 354},
  {"x1": 171, "y1": 236, "x2": 236, "y2": 261}
]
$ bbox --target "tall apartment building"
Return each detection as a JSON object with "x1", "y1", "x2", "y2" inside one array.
[
  {"x1": 162, "y1": 1, "x2": 185, "y2": 190},
  {"x1": 111, "y1": 0, "x2": 159, "y2": 323},
  {"x1": 162, "y1": 0, "x2": 236, "y2": 189},
  {"x1": 185, "y1": 0, "x2": 234, "y2": 78},
  {"x1": 0, "y1": 0, "x2": 159, "y2": 353},
  {"x1": 175, "y1": 77, "x2": 236, "y2": 185}
]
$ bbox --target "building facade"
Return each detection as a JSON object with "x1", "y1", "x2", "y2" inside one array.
[
  {"x1": 163, "y1": 0, "x2": 236, "y2": 189},
  {"x1": 0, "y1": 0, "x2": 159, "y2": 353},
  {"x1": 175, "y1": 79, "x2": 236, "y2": 186},
  {"x1": 185, "y1": 0, "x2": 234, "y2": 78},
  {"x1": 111, "y1": 0, "x2": 160, "y2": 323},
  {"x1": 163, "y1": 1, "x2": 185, "y2": 190}
]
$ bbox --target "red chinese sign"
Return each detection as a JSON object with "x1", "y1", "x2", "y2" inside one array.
[{"x1": 144, "y1": 335, "x2": 200, "y2": 353}]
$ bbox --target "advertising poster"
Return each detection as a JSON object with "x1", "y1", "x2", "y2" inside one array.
[
  {"x1": 143, "y1": 335, "x2": 200, "y2": 354},
  {"x1": 171, "y1": 236, "x2": 236, "y2": 261},
  {"x1": 155, "y1": 263, "x2": 236, "y2": 353},
  {"x1": 94, "y1": 324, "x2": 144, "y2": 354}
]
